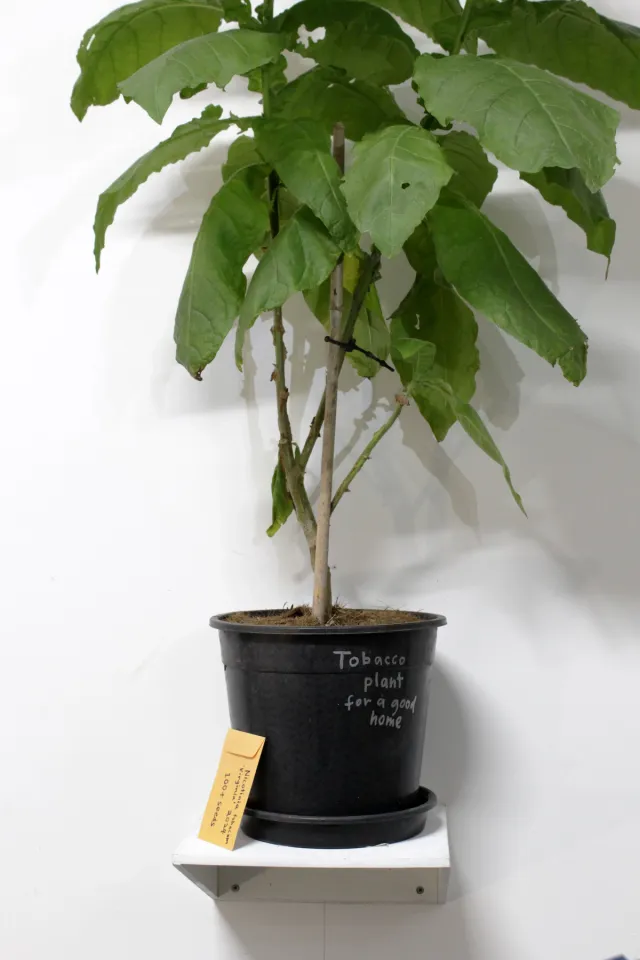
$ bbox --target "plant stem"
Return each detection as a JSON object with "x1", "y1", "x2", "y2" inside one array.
[
  {"x1": 312, "y1": 123, "x2": 345, "y2": 623},
  {"x1": 300, "y1": 247, "x2": 382, "y2": 470},
  {"x1": 451, "y1": 0, "x2": 478, "y2": 56},
  {"x1": 261, "y1": 0, "x2": 318, "y2": 567},
  {"x1": 331, "y1": 401, "x2": 405, "y2": 514}
]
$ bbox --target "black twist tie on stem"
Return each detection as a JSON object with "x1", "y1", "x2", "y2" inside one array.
[{"x1": 324, "y1": 336, "x2": 394, "y2": 372}]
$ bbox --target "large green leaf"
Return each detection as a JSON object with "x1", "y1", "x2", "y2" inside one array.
[
  {"x1": 304, "y1": 254, "x2": 389, "y2": 379},
  {"x1": 437, "y1": 131, "x2": 497, "y2": 208},
  {"x1": 392, "y1": 273, "x2": 478, "y2": 440},
  {"x1": 342, "y1": 124, "x2": 453, "y2": 258},
  {"x1": 71, "y1": 0, "x2": 224, "y2": 119},
  {"x1": 475, "y1": 0, "x2": 640, "y2": 111},
  {"x1": 414, "y1": 53, "x2": 620, "y2": 192},
  {"x1": 119, "y1": 29, "x2": 287, "y2": 122},
  {"x1": 174, "y1": 177, "x2": 270, "y2": 379},
  {"x1": 278, "y1": 0, "x2": 417, "y2": 85},
  {"x1": 273, "y1": 67, "x2": 408, "y2": 141},
  {"x1": 235, "y1": 208, "x2": 342, "y2": 370},
  {"x1": 429, "y1": 194, "x2": 588, "y2": 385},
  {"x1": 521, "y1": 167, "x2": 616, "y2": 264},
  {"x1": 94, "y1": 105, "x2": 232, "y2": 271},
  {"x1": 254, "y1": 119, "x2": 357, "y2": 251}
]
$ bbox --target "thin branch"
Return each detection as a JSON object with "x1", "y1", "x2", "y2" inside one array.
[
  {"x1": 261, "y1": 3, "x2": 317, "y2": 567},
  {"x1": 300, "y1": 246, "x2": 382, "y2": 470},
  {"x1": 312, "y1": 123, "x2": 345, "y2": 622},
  {"x1": 331, "y1": 399, "x2": 406, "y2": 514}
]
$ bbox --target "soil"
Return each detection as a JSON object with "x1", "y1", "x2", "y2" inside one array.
[{"x1": 224, "y1": 606, "x2": 424, "y2": 628}]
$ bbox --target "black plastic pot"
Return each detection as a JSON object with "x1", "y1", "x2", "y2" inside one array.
[{"x1": 211, "y1": 611, "x2": 446, "y2": 849}]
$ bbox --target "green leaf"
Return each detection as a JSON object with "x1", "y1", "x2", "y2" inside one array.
[
  {"x1": 267, "y1": 459, "x2": 294, "y2": 537},
  {"x1": 521, "y1": 167, "x2": 616, "y2": 264},
  {"x1": 278, "y1": 0, "x2": 417, "y2": 85},
  {"x1": 437, "y1": 131, "x2": 497, "y2": 208},
  {"x1": 428, "y1": 194, "x2": 588, "y2": 385},
  {"x1": 403, "y1": 221, "x2": 436, "y2": 274},
  {"x1": 94, "y1": 105, "x2": 231, "y2": 271},
  {"x1": 414, "y1": 53, "x2": 620, "y2": 192},
  {"x1": 346, "y1": 0, "x2": 463, "y2": 49},
  {"x1": 391, "y1": 337, "x2": 523, "y2": 510},
  {"x1": 119, "y1": 29, "x2": 287, "y2": 123},
  {"x1": 273, "y1": 67, "x2": 408, "y2": 141},
  {"x1": 236, "y1": 208, "x2": 342, "y2": 369},
  {"x1": 342, "y1": 124, "x2": 453, "y2": 258},
  {"x1": 71, "y1": 0, "x2": 224, "y2": 120},
  {"x1": 174, "y1": 176, "x2": 270, "y2": 379},
  {"x1": 221, "y1": 0, "x2": 253, "y2": 25},
  {"x1": 304, "y1": 254, "x2": 390, "y2": 378},
  {"x1": 254, "y1": 119, "x2": 357, "y2": 251},
  {"x1": 429, "y1": 378, "x2": 524, "y2": 512},
  {"x1": 474, "y1": 0, "x2": 640, "y2": 111},
  {"x1": 391, "y1": 273, "x2": 479, "y2": 440}
]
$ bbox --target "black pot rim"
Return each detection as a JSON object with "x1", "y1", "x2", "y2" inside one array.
[
  {"x1": 243, "y1": 787, "x2": 437, "y2": 826},
  {"x1": 210, "y1": 610, "x2": 447, "y2": 635}
]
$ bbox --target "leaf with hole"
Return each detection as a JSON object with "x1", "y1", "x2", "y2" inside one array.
[
  {"x1": 273, "y1": 67, "x2": 408, "y2": 141},
  {"x1": 278, "y1": 0, "x2": 417, "y2": 85},
  {"x1": 304, "y1": 254, "x2": 389, "y2": 379},
  {"x1": 391, "y1": 272, "x2": 479, "y2": 440},
  {"x1": 174, "y1": 176, "x2": 270, "y2": 379},
  {"x1": 437, "y1": 131, "x2": 497, "y2": 208},
  {"x1": 414, "y1": 53, "x2": 620, "y2": 192},
  {"x1": 474, "y1": 0, "x2": 640, "y2": 111},
  {"x1": 429, "y1": 194, "x2": 588, "y2": 385},
  {"x1": 236, "y1": 208, "x2": 342, "y2": 370},
  {"x1": 119, "y1": 29, "x2": 288, "y2": 122},
  {"x1": 521, "y1": 167, "x2": 616, "y2": 264},
  {"x1": 94, "y1": 105, "x2": 232, "y2": 271},
  {"x1": 71, "y1": 0, "x2": 225, "y2": 119},
  {"x1": 254, "y1": 119, "x2": 357, "y2": 251},
  {"x1": 342, "y1": 124, "x2": 453, "y2": 257}
]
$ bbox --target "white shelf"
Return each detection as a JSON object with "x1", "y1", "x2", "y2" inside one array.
[{"x1": 173, "y1": 806, "x2": 449, "y2": 905}]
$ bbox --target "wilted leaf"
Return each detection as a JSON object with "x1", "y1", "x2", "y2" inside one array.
[
  {"x1": 71, "y1": 0, "x2": 224, "y2": 119},
  {"x1": 236, "y1": 208, "x2": 342, "y2": 369},
  {"x1": 414, "y1": 53, "x2": 620, "y2": 192},
  {"x1": 267, "y1": 459, "x2": 294, "y2": 537},
  {"x1": 392, "y1": 272, "x2": 479, "y2": 440},
  {"x1": 437, "y1": 131, "x2": 497, "y2": 208},
  {"x1": 279, "y1": 0, "x2": 417, "y2": 85},
  {"x1": 342, "y1": 124, "x2": 453, "y2": 257},
  {"x1": 429, "y1": 194, "x2": 588, "y2": 385},
  {"x1": 304, "y1": 253, "x2": 389, "y2": 378},
  {"x1": 254, "y1": 119, "x2": 357, "y2": 250},
  {"x1": 174, "y1": 177, "x2": 270, "y2": 378},
  {"x1": 119, "y1": 29, "x2": 287, "y2": 122},
  {"x1": 521, "y1": 167, "x2": 616, "y2": 263},
  {"x1": 274, "y1": 67, "x2": 408, "y2": 141},
  {"x1": 94, "y1": 105, "x2": 232, "y2": 270},
  {"x1": 391, "y1": 337, "x2": 523, "y2": 510},
  {"x1": 475, "y1": 0, "x2": 640, "y2": 110}
]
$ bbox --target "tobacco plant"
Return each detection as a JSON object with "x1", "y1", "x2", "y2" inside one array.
[{"x1": 72, "y1": 0, "x2": 639, "y2": 620}]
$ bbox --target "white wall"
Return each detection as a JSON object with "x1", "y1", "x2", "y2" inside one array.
[{"x1": 2, "y1": 1, "x2": 640, "y2": 957}]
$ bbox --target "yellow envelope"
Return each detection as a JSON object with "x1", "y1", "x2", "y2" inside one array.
[{"x1": 198, "y1": 729, "x2": 266, "y2": 850}]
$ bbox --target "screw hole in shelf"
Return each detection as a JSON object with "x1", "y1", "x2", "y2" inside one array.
[
  {"x1": 231, "y1": 884, "x2": 240, "y2": 892},
  {"x1": 416, "y1": 886, "x2": 425, "y2": 895}
]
